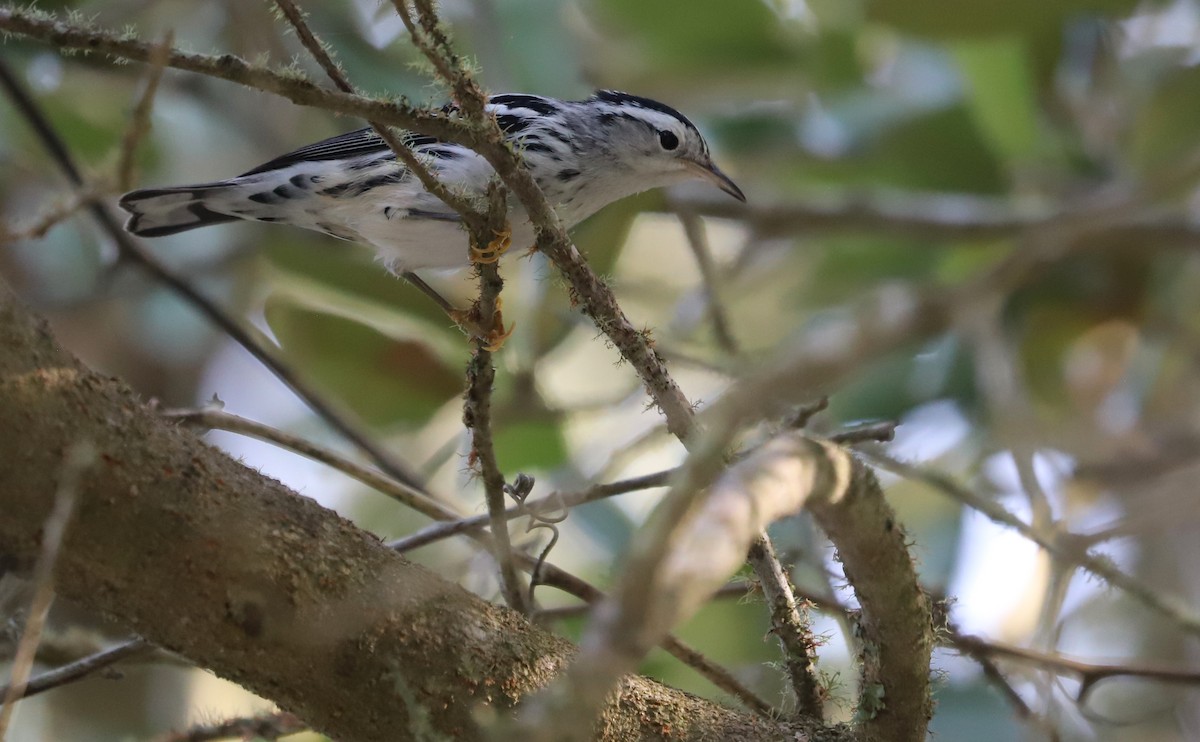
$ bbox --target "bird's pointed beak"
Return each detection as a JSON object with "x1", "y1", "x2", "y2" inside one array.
[{"x1": 686, "y1": 158, "x2": 746, "y2": 202}]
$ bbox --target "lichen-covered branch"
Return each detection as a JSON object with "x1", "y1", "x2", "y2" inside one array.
[
  {"x1": 805, "y1": 460, "x2": 932, "y2": 741},
  {"x1": 746, "y1": 533, "x2": 824, "y2": 718},
  {"x1": 517, "y1": 435, "x2": 932, "y2": 742}
]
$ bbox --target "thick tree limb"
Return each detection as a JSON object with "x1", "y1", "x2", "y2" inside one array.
[{"x1": 0, "y1": 285, "x2": 810, "y2": 741}]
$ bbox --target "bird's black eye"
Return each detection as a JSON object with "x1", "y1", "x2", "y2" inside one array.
[{"x1": 658, "y1": 130, "x2": 679, "y2": 151}]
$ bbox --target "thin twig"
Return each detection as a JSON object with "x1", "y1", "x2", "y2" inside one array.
[
  {"x1": 0, "y1": 8, "x2": 469, "y2": 140},
  {"x1": 392, "y1": 0, "x2": 480, "y2": 115},
  {"x1": 387, "y1": 468, "x2": 673, "y2": 553},
  {"x1": 659, "y1": 636, "x2": 774, "y2": 715},
  {"x1": 152, "y1": 711, "x2": 307, "y2": 742},
  {"x1": 162, "y1": 407, "x2": 449, "y2": 521},
  {"x1": 676, "y1": 209, "x2": 738, "y2": 355},
  {"x1": 461, "y1": 183, "x2": 527, "y2": 614},
  {"x1": 271, "y1": 0, "x2": 483, "y2": 228},
  {"x1": 0, "y1": 55, "x2": 428, "y2": 494},
  {"x1": 783, "y1": 397, "x2": 830, "y2": 430},
  {"x1": 0, "y1": 187, "x2": 94, "y2": 245},
  {"x1": 0, "y1": 443, "x2": 94, "y2": 735},
  {"x1": 828, "y1": 420, "x2": 896, "y2": 444},
  {"x1": 746, "y1": 533, "x2": 823, "y2": 718},
  {"x1": 953, "y1": 633, "x2": 1200, "y2": 704},
  {"x1": 531, "y1": 564, "x2": 775, "y2": 716},
  {"x1": 961, "y1": 293, "x2": 1053, "y2": 530},
  {"x1": 942, "y1": 622, "x2": 1059, "y2": 741},
  {"x1": 862, "y1": 449, "x2": 1200, "y2": 637},
  {"x1": 662, "y1": 191, "x2": 1046, "y2": 241},
  {"x1": 0, "y1": 638, "x2": 153, "y2": 703},
  {"x1": 115, "y1": 30, "x2": 171, "y2": 191},
  {"x1": 535, "y1": 581, "x2": 754, "y2": 622}
]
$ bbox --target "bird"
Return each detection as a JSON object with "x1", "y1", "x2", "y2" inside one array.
[{"x1": 118, "y1": 91, "x2": 746, "y2": 344}]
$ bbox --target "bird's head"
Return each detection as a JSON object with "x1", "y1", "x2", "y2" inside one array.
[{"x1": 582, "y1": 90, "x2": 745, "y2": 202}]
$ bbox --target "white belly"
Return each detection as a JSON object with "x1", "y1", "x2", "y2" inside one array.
[{"x1": 361, "y1": 214, "x2": 538, "y2": 272}]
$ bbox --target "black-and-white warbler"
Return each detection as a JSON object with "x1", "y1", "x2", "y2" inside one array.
[{"x1": 118, "y1": 91, "x2": 745, "y2": 273}]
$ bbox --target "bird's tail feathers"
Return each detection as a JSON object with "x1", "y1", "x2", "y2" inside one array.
[{"x1": 118, "y1": 183, "x2": 241, "y2": 237}]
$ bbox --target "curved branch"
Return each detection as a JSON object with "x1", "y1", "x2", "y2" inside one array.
[{"x1": 520, "y1": 435, "x2": 932, "y2": 741}]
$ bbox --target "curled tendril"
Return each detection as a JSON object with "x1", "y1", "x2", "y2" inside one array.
[{"x1": 503, "y1": 474, "x2": 568, "y2": 608}]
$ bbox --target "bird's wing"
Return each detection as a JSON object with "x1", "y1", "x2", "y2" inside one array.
[{"x1": 238, "y1": 127, "x2": 440, "y2": 177}]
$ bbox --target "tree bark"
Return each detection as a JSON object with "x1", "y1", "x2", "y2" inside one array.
[{"x1": 0, "y1": 284, "x2": 819, "y2": 741}]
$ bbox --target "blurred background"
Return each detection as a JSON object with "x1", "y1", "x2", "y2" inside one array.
[{"x1": 5, "y1": 0, "x2": 1200, "y2": 739}]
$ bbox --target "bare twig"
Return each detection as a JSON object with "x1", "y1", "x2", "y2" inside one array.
[
  {"x1": 862, "y1": 450, "x2": 1200, "y2": 636},
  {"x1": 952, "y1": 633, "x2": 1200, "y2": 704},
  {"x1": 115, "y1": 30, "x2": 171, "y2": 190},
  {"x1": 658, "y1": 635, "x2": 774, "y2": 715},
  {"x1": 676, "y1": 209, "x2": 738, "y2": 355},
  {"x1": 152, "y1": 711, "x2": 307, "y2": 742},
  {"x1": 942, "y1": 622, "x2": 1059, "y2": 741},
  {"x1": 271, "y1": 0, "x2": 483, "y2": 227},
  {"x1": 530, "y1": 564, "x2": 775, "y2": 717},
  {"x1": 960, "y1": 294, "x2": 1052, "y2": 530},
  {"x1": 0, "y1": 638, "x2": 152, "y2": 703},
  {"x1": 746, "y1": 534, "x2": 823, "y2": 718},
  {"x1": 0, "y1": 187, "x2": 95, "y2": 245},
  {"x1": 0, "y1": 8, "x2": 469, "y2": 141},
  {"x1": 783, "y1": 397, "x2": 830, "y2": 430},
  {"x1": 663, "y1": 191, "x2": 1047, "y2": 241},
  {"x1": 0, "y1": 443, "x2": 94, "y2": 735},
  {"x1": 828, "y1": 420, "x2": 897, "y2": 444},
  {"x1": 162, "y1": 407, "x2": 448, "y2": 520},
  {"x1": 536, "y1": 581, "x2": 754, "y2": 622},
  {"x1": 388, "y1": 468, "x2": 673, "y2": 553},
  {"x1": 462, "y1": 190, "x2": 527, "y2": 614}
]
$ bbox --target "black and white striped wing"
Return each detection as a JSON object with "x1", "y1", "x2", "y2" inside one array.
[{"x1": 238, "y1": 127, "x2": 440, "y2": 176}]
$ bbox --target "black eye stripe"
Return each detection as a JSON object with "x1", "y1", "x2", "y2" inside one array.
[{"x1": 658, "y1": 130, "x2": 679, "y2": 151}]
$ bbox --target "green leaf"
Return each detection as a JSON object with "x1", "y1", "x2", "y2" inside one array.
[
  {"x1": 264, "y1": 295, "x2": 464, "y2": 427},
  {"x1": 491, "y1": 419, "x2": 569, "y2": 471},
  {"x1": 952, "y1": 37, "x2": 1039, "y2": 161},
  {"x1": 1130, "y1": 64, "x2": 1200, "y2": 173},
  {"x1": 867, "y1": 0, "x2": 1142, "y2": 39},
  {"x1": 593, "y1": 0, "x2": 803, "y2": 76},
  {"x1": 869, "y1": 105, "x2": 1006, "y2": 193},
  {"x1": 934, "y1": 240, "x2": 1013, "y2": 283},
  {"x1": 264, "y1": 238, "x2": 457, "y2": 329}
]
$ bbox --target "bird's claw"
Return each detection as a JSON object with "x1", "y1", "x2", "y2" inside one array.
[
  {"x1": 471, "y1": 227, "x2": 512, "y2": 265},
  {"x1": 481, "y1": 318, "x2": 515, "y2": 352},
  {"x1": 450, "y1": 297, "x2": 515, "y2": 352}
]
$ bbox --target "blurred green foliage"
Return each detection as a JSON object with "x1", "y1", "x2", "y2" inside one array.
[{"x1": 5, "y1": 0, "x2": 1200, "y2": 738}]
